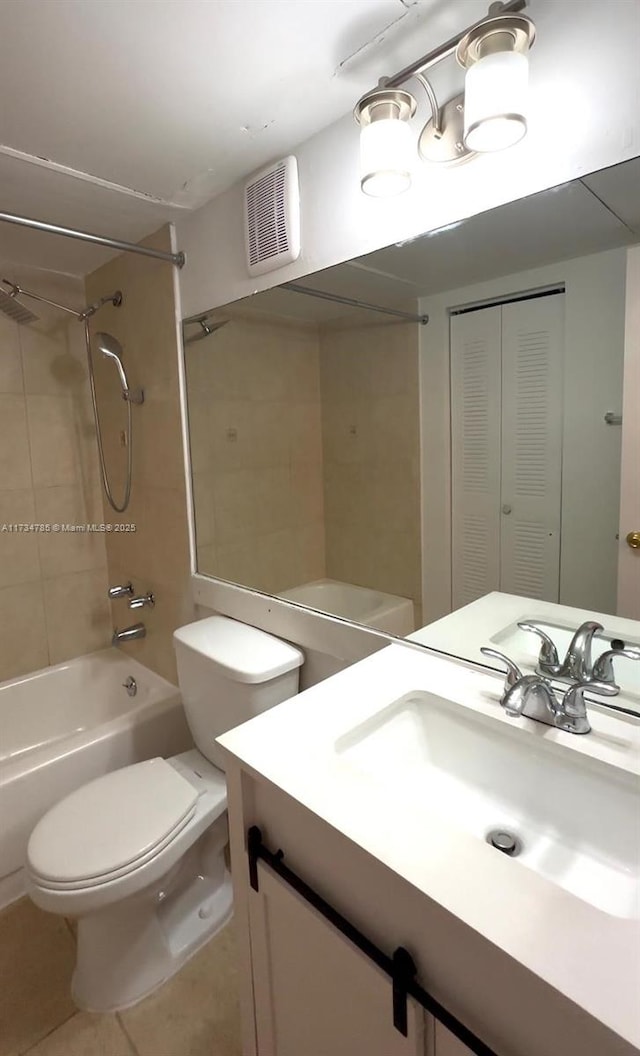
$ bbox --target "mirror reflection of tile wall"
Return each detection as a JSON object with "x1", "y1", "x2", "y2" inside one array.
[{"x1": 186, "y1": 309, "x2": 422, "y2": 625}]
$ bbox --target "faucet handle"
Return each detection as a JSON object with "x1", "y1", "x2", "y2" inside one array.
[
  {"x1": 128, "y1": 592, "x2": 155, "y2": 610},
  {"x1": 517, "y1": 622, "x2": 561, "y2": 675},
  {"x1": 561, "y1": 680, "x2": 618, "y2": 725},
  {"x1": 480, "y1": 648, "x2": 523, "y2": 689},
  {"x1": 108, "y1": 582, "x2": 133, "y2": 600},
  {"x1": 592, "y1": 645, "x2": 640, "y2": 684}
]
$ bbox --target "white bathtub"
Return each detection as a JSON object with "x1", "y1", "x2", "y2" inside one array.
[
  {"x1": 0, "y1": 648, "x2": 192, "y2": 909},
  {"x1": 280, "y1": 579, "x2": 415, "y2": 636}
]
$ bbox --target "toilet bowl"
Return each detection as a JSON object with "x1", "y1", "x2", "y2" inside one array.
[{"x1": 26, "y1": 616, "x2": 303, "y2": 1011}]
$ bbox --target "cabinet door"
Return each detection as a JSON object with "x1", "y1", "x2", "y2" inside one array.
[
  {"x1": 432, "y1": 1023, "x2": 475, "y2": 1056},
  {"x1": 450, "y1": 306, "x2": 502, "y2": 609},
  {"x1": 500, "y1": 295, "x2": 564, "y2": 602},
  {"x1": 249, "y1": 865, "x2": 424, "y2": 1056}
]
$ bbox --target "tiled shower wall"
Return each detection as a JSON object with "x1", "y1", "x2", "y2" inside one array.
[
  {"x1": 0, "y1": 295, "x2": 110, "y2": 683},
  {"x1": 187, "y1": 311, "x2": 325, "y2": 594},
  {"x1": 185, "y1": 306, "x2": 421, "y2": 622},
  {"x1": 84, "y1": 227, "x2": 193, "y2": 685},
  {"x1": 319, "y1": 320, "x2": 422, "y2": 625}
]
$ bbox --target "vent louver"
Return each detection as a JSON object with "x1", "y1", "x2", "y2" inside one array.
[{"x1": 244, "y1": 156, "x2": 300, "y2": 276}]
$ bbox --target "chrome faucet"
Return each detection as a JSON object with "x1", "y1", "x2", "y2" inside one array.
[
  {"x1": 108, "y1": 581, "x2": 134, "y2": 600},
  {"x1": 562, "y1": 621, "x2": 604, "y2": 681},
  {"x1": 112, "y1": 623, "x2": 146, "y2": 644},
  {"x1": 480, "y1": 648, "x2": 617, "y2": 734},
  {"x1": 518, "y1": 620, "x2": 605, "y2": 682},
  {"x1": 128, "y1": 591, "x2": 155, "y2": 610},
  {"x1": 592, "y1": 644, "x2": 640, "y2": 685}
]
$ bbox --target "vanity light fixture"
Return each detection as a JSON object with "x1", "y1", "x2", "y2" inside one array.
[{"x1": 354, "y1": 0, "x2": 535, "y2": 197}]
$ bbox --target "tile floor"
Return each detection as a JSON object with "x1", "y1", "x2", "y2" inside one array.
[{"x1": 0, "y1": 898, "x2": 242, "y2": 1056}]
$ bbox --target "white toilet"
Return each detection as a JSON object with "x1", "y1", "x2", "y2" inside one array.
[{"x1": 26, "y1": 616, "x2": 303, "y2": 1012}]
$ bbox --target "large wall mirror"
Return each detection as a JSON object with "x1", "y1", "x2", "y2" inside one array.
[{"x1": 183, "y1": 155, "x2": 639, "y2": 657}]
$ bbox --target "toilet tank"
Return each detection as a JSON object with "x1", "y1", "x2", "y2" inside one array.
[{"x1": 173, "y1": 616, "x2": 304, "y2": 769}]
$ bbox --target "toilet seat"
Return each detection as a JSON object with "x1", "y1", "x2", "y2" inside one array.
[
  {"x1": 27, "y1": 751, "x2": 228, "y2": 918},
  {"x1": 28, "y1": 758, "x2": 200, "y2": 890}
]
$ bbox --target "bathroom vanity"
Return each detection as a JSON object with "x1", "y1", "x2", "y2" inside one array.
[{"x1": 218, "y1": 623, "x2": 640, "y2": 1056}]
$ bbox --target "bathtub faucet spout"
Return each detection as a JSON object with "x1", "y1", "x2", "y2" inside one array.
[{"x1": 112, "y1": 623, "x2": 146, "y2": 645}]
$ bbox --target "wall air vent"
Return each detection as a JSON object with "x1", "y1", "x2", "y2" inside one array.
[{"x1": 244, "y1": 156, "x2": 300, "y2": 276}]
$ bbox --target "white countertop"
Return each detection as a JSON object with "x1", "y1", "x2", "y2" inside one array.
[{"x1": 218, "y1": 640, "x2": 640, "y2": 1052}]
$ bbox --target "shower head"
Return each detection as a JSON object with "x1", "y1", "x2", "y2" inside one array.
[
  {"x1": 94, "y1": 332, "x2": 144, "y2": 404},
  {"x1": 0, "y1": 280, "x2": 39, "y2": 324},
  {"x1": 183, "y1": 315, "x2": 230, "y2": 344}
]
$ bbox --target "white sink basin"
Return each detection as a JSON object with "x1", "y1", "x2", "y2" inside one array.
[
  {"x1": 336, "y1": 691, "x2": 640, "y2": 919},
  {"x1": 491, "y1": 621, "x2": 640, "y2": 708}
]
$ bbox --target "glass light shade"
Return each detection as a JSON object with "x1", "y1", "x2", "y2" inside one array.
[
  {"x1": 463, "y1": 50, "x2": 529, "y2": 152},
  {"x1": 360, "y1": 118, "x2": 413, "y2": 197}
]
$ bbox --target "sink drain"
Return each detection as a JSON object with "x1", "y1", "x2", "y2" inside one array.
[{"x1": 486, "y1": 829, "x2": 522, "y2": 857}]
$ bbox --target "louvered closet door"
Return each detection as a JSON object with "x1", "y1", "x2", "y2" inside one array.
[
  {"x1": 500, "y1": 296, "x2": 564, "y2": 601},
  {"x1": 450, "y1": 306, "x2": 502, "y2": 609}
]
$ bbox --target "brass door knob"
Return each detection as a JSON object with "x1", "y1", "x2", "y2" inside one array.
[{"x1": 627, "y1": 531, "x2": 640, "y2": 550}]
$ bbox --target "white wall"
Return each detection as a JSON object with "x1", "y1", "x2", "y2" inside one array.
[
  {"x1": 418, "y1": 247, "x2": 628, "y2": 623},
  {"x1": 177, "y1": 0, "x2": 640, "y2": 319}
]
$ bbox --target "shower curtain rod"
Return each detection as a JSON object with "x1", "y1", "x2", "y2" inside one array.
[
  {"x1": 0, "y1": 209, "x2": 185, "y2": 268},
  {"x1": 282, "y1": 282, "x2": 429, "y2": 325}
]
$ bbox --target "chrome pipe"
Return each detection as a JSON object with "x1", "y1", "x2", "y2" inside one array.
[
  {"x1": 385, "y1": 0, "x2": 527, "y2": 88},
  {"x1": 0, "y1": 210, "x2": 185, "y2": 268},
  {"x1": 1, "y1": 279, "x2": 81, "y2": 317},
  {"x1": 281, "y1": 282, "x2": 428, "y2": 325}
]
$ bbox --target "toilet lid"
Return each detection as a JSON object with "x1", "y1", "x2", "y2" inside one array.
[{"x1": 28, "y1": 758, "x2": 199, "y2": 884}]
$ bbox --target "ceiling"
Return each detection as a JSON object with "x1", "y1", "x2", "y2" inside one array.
[
  {"x1": 0, "y1": 0, "x2": 490, "y2": 276},
  {"x1": 218, "y1": 157, "x2": 640, "y2": 326}
]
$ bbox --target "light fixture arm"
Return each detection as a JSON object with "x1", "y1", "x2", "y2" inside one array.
[
  {"x1": 413, "y1": 73, "x2": 442, "y2": 136},
  {"x1": 382, "y1": 0, "x2": 527, "y2": 92}
]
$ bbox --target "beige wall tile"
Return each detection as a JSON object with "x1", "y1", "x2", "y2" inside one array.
[
  {"x1": 196, "y1": 543, "x2": 217, "y2": 577},
  {"x1": 250, "y1": 401, "x2": 292, "y2": 468},
  {"x1": 253, "y1": 466, "x2": 293, "y2": 536},
  {"x1": 0, "y1": 307, "x2": 111, "y2": 675},
  {"x1": 0, "y1": 490, "x2": 41, "y2": 588},
  {"x1": 0, "y1": 898, "x2": 76, "y2": 1056},
  {"x1": 214, "y1": 539, "x2": 264, "y2": 590},
  {"x1": 319, "y1": 318, "x2": 421, "y2": 616},
  {"x1": 0, "y1": 315, "x2": 23, "y2": 394},
  {"x1": 192, "y1": 472, "x2": 215, "y2": 548},
  {"x1": 291, "y1": 463, "x2": 324, "y2": 526},
  {"x1": 211, "y1": 469, "x2": 257, "y2": 545},
  {"x1": 86, "y1": 229, "x2": 193, "y2": 682},
  {"x1": 186, "y1": 310, "x2": 326, "y2": 596},
  {"x1": 0, "y1": 395, "x2": 32, "y2": 489},
  {"x1": 35, "y1": 486, "x2": 107, "y2": 578},
  {"x1": 0, "y1": 581, "x2": 48, "y2": 682},
  {"x1": 43, "y1": 568, "x2": 111, "y2": 664},
  {"x1": 135, "y1": 394, "x2": 186, "y2": 491},
  {"x1": 26, "y1": 394, "x2": 81, "y2": 487},
  {"x1": 25, "y1": 1012, "x2": 134, "y2": 1056},
  {"x1": 104, "y1": 485, "x2": 190, "y2": 593},
  {"x1": 20, "y1": 324, "x2": 87, "y2": 397},
  {"x1": 209, "y1": 400, "x2": 256, "y2": 472}
]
